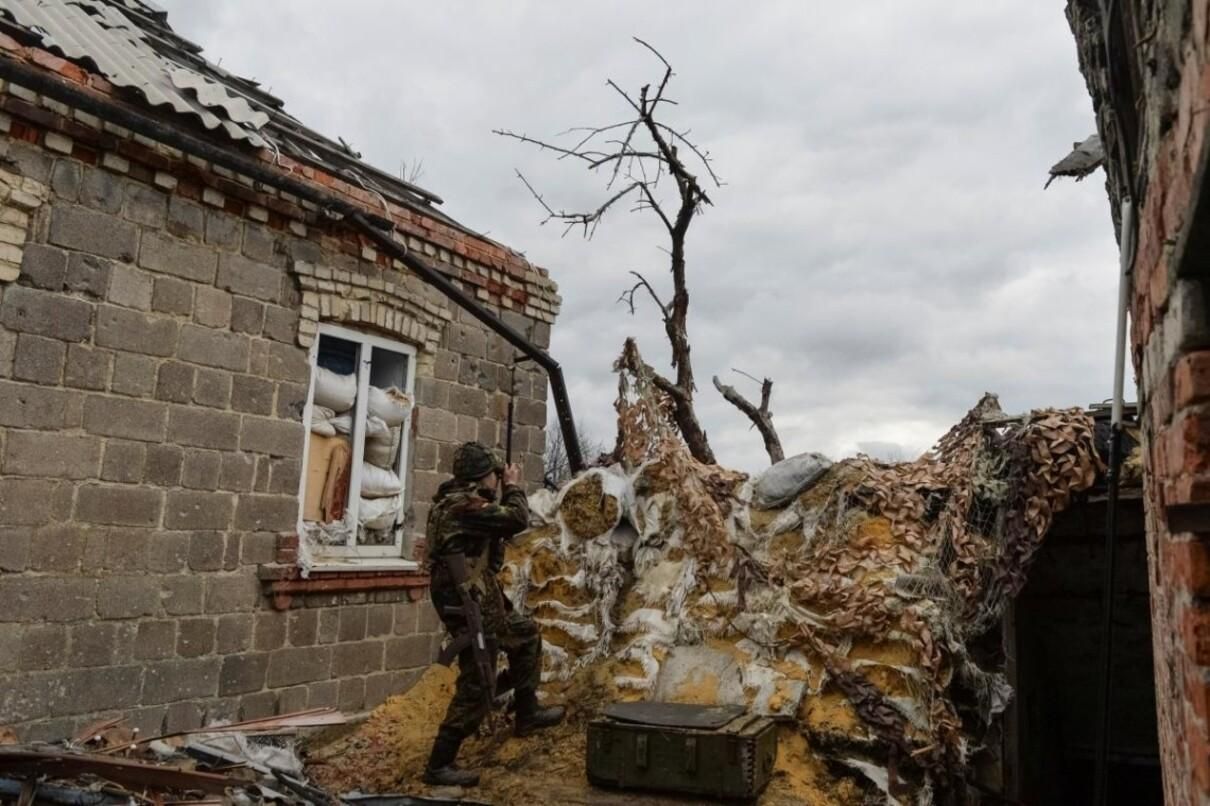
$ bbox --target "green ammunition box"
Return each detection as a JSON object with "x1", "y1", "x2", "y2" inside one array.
[{"x1": 586, "y1": 702, "x2": 778, "y2": 800}]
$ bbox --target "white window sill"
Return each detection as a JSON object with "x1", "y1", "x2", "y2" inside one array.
[{"x1": 307, "y1": 559, "x2": 422, "y2": 574}]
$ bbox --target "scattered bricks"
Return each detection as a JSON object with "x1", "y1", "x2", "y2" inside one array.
[
  {"x1": 144, "y1": 443, "x2": 183, "y2": 487},
  {"x1": 193, "y1": 367, "x2": 232, "y2": 409},
  {"x1": 3, "y1": 431, "x2": 100, "y2": 479},
  {"x1": 288, "y1": 609, "x2": 318, "y2": 646},
  {"x1": 334, "y1": 640, "x2": 385, "y2": 677},
  {"x1": 50, "y1": 160, "x2": 81, "y2": 200},
  {"x1": 339, "y1": 607, "x2": 368, "y2": 643},
  {"x1": 49, "y1": 665, "x2": 143, "y2": 716},
  {"x1": 338, "y1": 676, "x2": 366, "y2": 712},
  {"x1": 230, "y1": 298, "x2": 265, "y2": 336},
  {"x1": 177, "y1": 618, "x2": 216, "y2": 658},
  {"x1": 254, "y1": 611, "x2": 287, "y2": 651},
  {"x1": 220, "y1": 452, "x2": 256, "y2": 492},
  {"x1": 0, "y1": 285, "x2": 92, "y2": 342},
  {"x1": 219, "y1": 653, "x2": 268, "y2": 695},
  {"x1": 18, "y1": 624, "x2": 67, "y2": 670},
  {"x1": 267, "y1": 645, "x2": 332, "y2": 687},
  {"x1": 142, "y1": 658, "x2": 221, "y2": 704},
  {"x1": 166, "y1": 196, "x2": 204, "y2": 241},
  {"x1": 19, "y1": 243, "x2": 68, "y2": 290},
  {"x1": 417, "y1": 407, "x2": 458, "y2": 442},
  {"x1": 168, "y1": 406, "x2": 240, "y2": 450},
  {"x1": 110, "y1": 352, "x2": 157, "y2": 397},
  {"x1": 0, "y1": 527, "x2": 31, "y2": 572},
  {"x1": 79, "y1": 166, "x2": 122, "y2": 214},
  {"x1": 181, "y1": 451, "x2": 222, "y2": 491},
  {"x1": 164, "y1": 490, "x2": 234, "y2": 530},
  {"x1": 68, "y1": 622, "x2": 134, "y2": 668},
  {"x1": 194, "y1": 286, "x2": 232, "y2": 329},
  {"x1": 239, "y1": 416, "x2": 303, "y2": 458},
  {"x1": 204, "y1": 572, "x2": 259, "y2": 613},
  {"x1": 231, "y1": 374, "x2": 274, "y2": 415},
  {"x1": 139, "y1": 231, "x2": 218, "y2": 284},
  {"x1": 106, "y1": 262, "x2": 153, "y2": 310},
  {"x1": 234, "y1": 494, "x2": 296, "y2": 531},
  {"x1": 49, "y1": 204, "x2": 137, "y2": 260},
  {"x1": 75, "y1": 484, "x2": 162, "y2": 527},
  {"x1": 151, "y1": 276, "x2": 193, "y2": 315},
  {"x1": 161, "y1": 574, "x2": 204, "y2": 616},
  {"x1": 263, "y1": 306, "x2": 298, "y2": 343},
  {"x1": 28, "y1": 524, "x2": 86, "y2": 572},
  {"x1": 96, "y1": 305, "x2": 179, "y2": 357},
  {"x1": 266, "y1": 341, "x2": 308, "y2": 382},
  {"x1": 147, "y1": 530, "x2": 189, "y2": 573},
  {"x1": 101, "y1": 440, "x2": 147, "y2": 484},
  {"x1": 217, "y1": 253, "x2": 283, "y2": 303},
  {"x1": 385, "y1": 634, "x2": 431, "y2": 670},
  {"x1": 123, "y1": 182, "x2": 168, "y2": 228},
  {"x1": 155, "y1": 360, "x2": 195, "y2": 404},
  {"x1": 179, "y1": 324, "x2": 249, "y2": 371},
  {"x1": 13, "y1": 334, "x2": 65, "y2": 385},
  {"x1": 91, "y1": 569, "x2": 158, "y2": 619},
  {"x1": 216, "y1": 613, "x2": 254, "y2": 653},
  {"x1": 83, "y1": 395, "x2": 167, "y2": 441}
]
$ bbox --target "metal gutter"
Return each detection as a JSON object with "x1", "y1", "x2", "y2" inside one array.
[{"x1": 0, "y1": 55, "x2": 585, "y2": 474}]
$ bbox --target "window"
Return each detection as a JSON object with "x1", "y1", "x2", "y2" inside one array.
[{"x1": 297, "y1": 323, "x2": 416, "y2": 563}]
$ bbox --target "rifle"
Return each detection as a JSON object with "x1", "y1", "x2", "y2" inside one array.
[
  {"x1": 435, "y1": 553, "x2": 497, "y2": 711},
  {"x1": 492, "y1": 357, "x2": 531, "y2": 575}
]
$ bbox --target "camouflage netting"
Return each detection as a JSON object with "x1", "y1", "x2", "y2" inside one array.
[{"x1": 499, "y1": 348, "x2": 1104, "y2": 804}]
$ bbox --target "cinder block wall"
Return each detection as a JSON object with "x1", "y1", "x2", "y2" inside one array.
[{"x1": 0, "y1": 94, "x2": 553, "y2": 739}]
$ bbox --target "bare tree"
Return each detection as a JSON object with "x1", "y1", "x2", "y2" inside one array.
[
  {"x1": 544, "y1": 419, "x2": 606, "y2": 486},
  {"x1": 712, "y1": 370, "x2": 784, "y2": 464},
  {"x1": 495, "y1": 38, "x2": 721, "y2": 465}
]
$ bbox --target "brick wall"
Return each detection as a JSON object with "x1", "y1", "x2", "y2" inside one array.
[
  {"x1": 0, "y1": 82, "x2": 553, "y2": 738},
  {"x1": 1069, "y1": 1, "x2": 1210, "y2": 802}
]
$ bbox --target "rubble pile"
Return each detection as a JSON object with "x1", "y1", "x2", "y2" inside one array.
[{"x1": 312, "y1": 351, "x2": 1104, "y2": 804}]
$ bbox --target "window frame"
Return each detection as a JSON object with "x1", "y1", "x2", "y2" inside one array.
[{"x1": 296, "y1": 322, "x2": 418, "y2": 562}]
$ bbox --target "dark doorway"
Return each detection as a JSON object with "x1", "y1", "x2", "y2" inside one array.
[{"x1": 1008, "y1": 491, "x2": 1163, "y2": 805}]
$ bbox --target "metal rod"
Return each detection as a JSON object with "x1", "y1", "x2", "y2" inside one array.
[
  {"x1": 1093, "y1": 195, "x2": 1135, "y2": 806},
  {"x1": 0, "y1": 56, "x2": 586, "y2": 474}
]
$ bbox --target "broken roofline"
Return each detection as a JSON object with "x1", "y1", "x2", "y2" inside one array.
[{"x1": 0, "y1": 27, "x2": 558, "y2": 298}]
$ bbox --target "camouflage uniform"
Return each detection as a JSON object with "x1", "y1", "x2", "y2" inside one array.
[{"x1": 427, "y1": 476, "x2": 542, "y2": 741}]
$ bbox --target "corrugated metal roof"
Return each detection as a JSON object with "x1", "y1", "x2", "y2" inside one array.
[{"x1": 1, "y1": 0, "x2": 270, "y2": 145}]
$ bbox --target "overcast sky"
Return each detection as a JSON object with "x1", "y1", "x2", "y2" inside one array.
[{"x1": 157, "y1": 1, "x2": 1117, "y2": 471}]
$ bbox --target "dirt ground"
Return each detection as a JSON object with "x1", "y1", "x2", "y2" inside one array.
[{"x1": 305, "y1": 664, "x2": 867, "y2": 805}]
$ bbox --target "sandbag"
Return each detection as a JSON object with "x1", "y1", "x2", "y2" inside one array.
[
  {"x1": 752, "y1": 452, "x2": 832, "y2": 508},
  {"x1": 365, "y1": 435, "x2": 398, "y2": 469},
  {"x1": 310, "y1": 405, "x2": 336, "y2": 437},
  {"x1": 368, "y1": 385, "x2": 412, "y2": 426},
  {"x1": 360, "y1": 462, "x2": 402, "y2": 498},
  {"x1": 360, "y1": 495, "x2": 401, "y2": 530},
  {"x1": 313, "y1": 367, "x2": 356, "y2": 412},
  {"x1": 332, "y1": 412, "x2": 389, "y2": 440}
]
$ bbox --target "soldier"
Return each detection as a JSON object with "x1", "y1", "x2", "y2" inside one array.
[{"x1": 423, "y1": 441, "x2": 565, "y2": 787}]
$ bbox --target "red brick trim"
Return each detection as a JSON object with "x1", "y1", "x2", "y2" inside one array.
[{"x1": 257, "y1": 563, "x2": 430, "y2": 610}]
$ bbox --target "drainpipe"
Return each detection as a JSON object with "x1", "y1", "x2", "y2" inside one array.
[
  {"x1": 0, "y1": 56, "x2": 585, "y2": 474},
  {"x1": 1093, "y1": 195, "x2": 1134, "y2": 806}
]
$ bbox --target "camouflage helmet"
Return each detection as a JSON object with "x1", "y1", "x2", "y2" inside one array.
[{"x1": 452, "y1": 441, "x2": 502, "y2": 481}]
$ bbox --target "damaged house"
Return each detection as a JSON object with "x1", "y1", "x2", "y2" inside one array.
[{"x1": 0, "y1": 0, "x2": 559, "y2": 738}]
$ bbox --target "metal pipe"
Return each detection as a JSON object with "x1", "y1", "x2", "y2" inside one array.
[
  {"x1": 1093, "y1": 195, "x2": 1135, "y2": 806},
  {"x1": 0, "y1": 56, "x2": 586, "y2": 473}
]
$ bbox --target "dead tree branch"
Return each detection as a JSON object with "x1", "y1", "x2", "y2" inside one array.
[
  {"x1": 496, "y1": 38, "x2": 720, "y2": 465},
  {"x1": 713, "y1": 373, "x2": 785, "y2": 464}
]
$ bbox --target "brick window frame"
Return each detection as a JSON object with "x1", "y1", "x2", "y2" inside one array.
[{"x1": 297, "y1": 322, "x2": 418, "y2": 568}]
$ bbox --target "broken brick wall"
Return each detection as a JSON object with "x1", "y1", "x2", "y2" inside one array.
[
  {"x1": 1069, "y1": 1, "x2": 1210, "y2": 802},
  {"x1": 0, "y1": 76, "x2": 555, "y2": 739}
]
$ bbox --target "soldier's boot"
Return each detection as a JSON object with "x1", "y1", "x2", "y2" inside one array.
[
  {"x1": 423, "y1": 733, "x2": 480, "y2": 787},
  {"x1": 513, "y1": 688, "x2": 565, "y2": 737}
]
